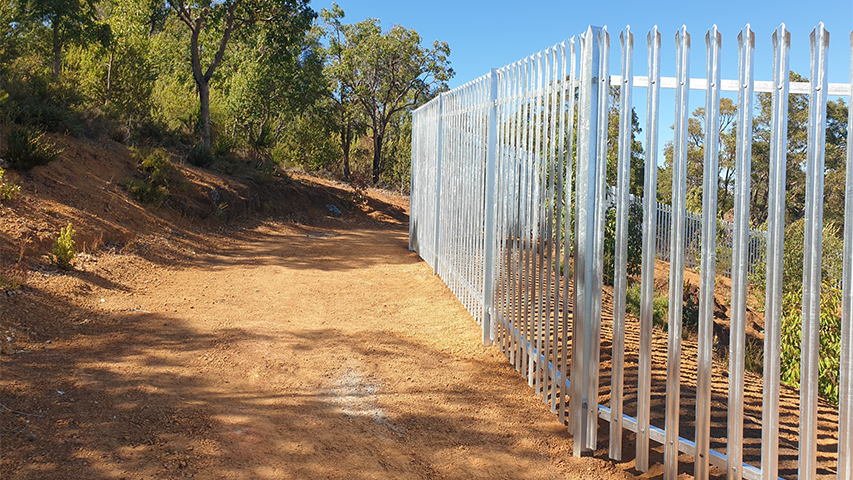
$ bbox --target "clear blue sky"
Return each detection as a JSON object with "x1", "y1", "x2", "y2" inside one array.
[
  {"x1": 311, "y1": 0, "x2": 852, "y2": 88},
  {"x1": 312, "y1": 0, "x2": 852, "y2": 164}
]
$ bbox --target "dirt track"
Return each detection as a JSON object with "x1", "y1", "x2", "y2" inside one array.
[{"x1": 1, "y1": 214, "x2": 646, "y2": 479}]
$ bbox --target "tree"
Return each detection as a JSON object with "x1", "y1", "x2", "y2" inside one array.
[
  {"x1": 605, "y1": 85, "x2": 645, "y2": 197},
  {"x1": 324, "y1": 11, "x2": 452, "y2": 184},
  {"x1": 20, "y1": 0, "x2": 110, "y2": 78},
  {"x1": 225, "y1": 16, "x2": 326, "y2": 152},
  {"x1": 169, "y1": 0, "x2": 314, "y2": 151},
  {"x1": 321, "y1": 3, "x2": 362, "y2": 179},
  {"x1": 659, "y1": 97, "x2": 736, "y2": 216}
]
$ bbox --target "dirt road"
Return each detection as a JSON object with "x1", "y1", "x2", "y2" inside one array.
[{"x1": 2, "y1": 216, "x2": 640, "y2": 480}]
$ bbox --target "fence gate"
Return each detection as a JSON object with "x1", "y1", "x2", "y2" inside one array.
[{"x1": 410, "y1": 22, "x2": 853, "y2": 480}]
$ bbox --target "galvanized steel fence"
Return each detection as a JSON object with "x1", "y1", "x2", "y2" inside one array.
[
  {"x1": 409, "y1": 23, "x2": 853, "y2": 480},
  {"x1": 605, "y1": 186, "x2": 768, "y2": 278}
]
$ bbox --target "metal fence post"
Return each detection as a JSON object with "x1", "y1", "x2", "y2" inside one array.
[
  {"x1": 799, "y1": 23, "x2": 829, "y2": 480},
  {"x1": 761, "y1": 23, "x2": 790, "y2": 480},
  {"x1": 482, "y1": 69, "x2": 499, "y2": 347},
  {"x1": 696, "y1": 24, "x2": 721, "y2": 480},
  {"x1": 572, "y1": 25, "x2": 606, "y2": 457},
  {"x1": 838, "y1": 29, "x2": 853, "y2": 480},
  {"x1": 664, "y1": 25, "x2": 690, "y2": 480},
  {"x1": 432, "y1": 93, "x2": 444, "y2": 275},
  {"x1": 637, "y1": 26, "x2": 661, "y2": 473},
  {"x1": 610, "y1": 26, "x2": 633, "y2": 462}
]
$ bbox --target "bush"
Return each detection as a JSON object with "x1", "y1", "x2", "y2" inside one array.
[
  {"x1": 749, "y1": 218, "x2": 844, "y2": 301},
  {"x1": 186, "y1": 144, "x2": 214, "y2": 167},
  {"x1": 603, "y1": 200, "x2": 644, "y2": 286},
  {"x1": 127, "y1": 179, "x2": 167, "y2": 208},
  {"x1": 625, "y1": 281, "x2": 669, "y2": 331},
  {"x1": 52, "y1": 223, "x2": 76, "y2": 270},
  {"x1": 4, "y1": 126, "x2": 63, "y2": 171},
  {"x1": 0, "y1": 168, "x2": 21, "y2": 201},
  {"x1": 134, "y1": 148, "x2": 179, "y2": 187},
  {"x1": 780, "y1": 283, "x2": 842, "y2": 404}
]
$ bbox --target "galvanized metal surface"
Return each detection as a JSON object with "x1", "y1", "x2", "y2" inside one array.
[
  {"x1": 800, "y1": 23, "x2": 829, "y2": 480},
  {"x1": 840, "y1": 30, "x2": 853, "y2": 480},
  {"x1": 409, "y1": 21, "x2": 852, "y2": 480},
  {"x1": 760, "y1": 24, "x2": 790, "y2": 480},
  {"x1": 695, "y1": 25, "x2": 721, "y2": 480},
  {"x1": 609, "y1": 26, "x2": 633, "y2": 462},
  {"x1": 636, "y1": 27, "x2": 661, "y2": 473}
]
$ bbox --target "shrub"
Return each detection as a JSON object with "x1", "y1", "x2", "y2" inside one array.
[
  {"x1": 780, "y1": 283, "x2": 842, "y2": 404},
  {"x1": 625, "y1": 281, "x2": 669, "y2": 331},
  {"x1": 749, "y1": 218, "x2": 844, "y2": 301},
  {"x1": 127, "y1": 148, "x2": 179, "y2": 208},
  {"x1": 186, "y1": 144, "x2": 214, "y2": 167},
  {"x1": 603, "y1": 200, "x2": 644, "y2": 286},
  {"x1": 0, "y1": 168, "x2": 21, "y2": 201},
  {"x1": 4, "y1": 126, "x2": 63, "y2": 171},
  {"x1": 127, "y1": 179, "x2": 167, "y2": 208},
  {"x1": 52, "y1": 223, "x2": 76, "y2": 270},
  {"x1": 134, "y1": 148, "x2": 178, "y2": 187}
]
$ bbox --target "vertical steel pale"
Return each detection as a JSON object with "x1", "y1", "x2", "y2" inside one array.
[
  {"x1": 761, "y1": 24, "x2": 790, "y2": 480},
  {"x1": 610, "y1": 26, "x2": 633, "y2": 462},
  {"x1": 695, "y1": 24, "x2": 721, "y2": 480},
  {"x1": 728, "y1": 25, "x2": 755, "y2": 480},
  {"x1": 799, "y1": 23, "x2": 829, "y2": 480},
  {"x1": 637, "y1": 25, "x2": 661, "y2": 474},
  {"x1": 839, "y1": 29, "x2": 853, "y2": 480},
  {"x1": 664, "y1": 25, "x2": 689, "y2": 480}
]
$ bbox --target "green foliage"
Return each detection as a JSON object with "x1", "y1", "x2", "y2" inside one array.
[
  {"x1": 749, "y1": 218, "x2": 844, "y2": 301},
  {"x1": 603, "y1": 201, "x2": 643, "y2": 286},
  {"x1": 625, "y1": 281, "x2": 669, "y2": 331},
  {"x1": 134, "y1": 148, "x2": 178, "y2": 187},
  {"x1": 128, "y1": 148, "x2": 178, "y2": 207},
  {"x1": 127, "y1": 179, "x2": 167, "y2": 207},
  {"x1": 780, "y1": 284, "x2": 842, "y2": 404},
  {"x1": 3, "y1": 55, "x2": 85, "y2": 135},
  {"x1": 52, "y1": 223, "x2": 76, "y2": 270},
  {"x1": 274, "y1": 111, "x2": 341, "y2": 171},
  {"x1": 186, "y1": 144, "x2": 214, "y2": 168},
  {"x1": 0, "y1": 168, "x2": 21, "y2": 201},
  {"x1": 322, "y1": 5, "x2": 452, "y2": 183},
  {"x1": 4, "y1": 126, "x2": 63, "y2": 171}
]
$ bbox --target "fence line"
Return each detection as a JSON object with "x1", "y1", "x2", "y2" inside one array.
[
  {"x1": 410, "y1": 22, "x2": 853, "y2": 480},
  {"x1": 605, "y1": 186, "x2": 768, "y2": 278}
]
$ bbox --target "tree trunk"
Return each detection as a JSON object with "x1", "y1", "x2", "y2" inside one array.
[
  {"x1": 198, "y1": 81, "x2": 211, "y2": 150},
  {"x1": 106, "y1": 50, "x2": 114, "y2": 105},
  {"x1": 372, "y1": 133, "x2": 383, "y2": 185},
  {"x1": 52, "y1": 21, "x2": 62, "y2": 79},
  {"x1": 341, "y1": 120, "x2": 351, "y2": 179}
]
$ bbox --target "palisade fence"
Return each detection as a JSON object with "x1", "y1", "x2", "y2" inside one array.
[
  {"x1": 605, "y1": 186, "x2": 768, "y2": 278},
  {"x1": 409, "y1": 23, "x2": 853, "y2": 480}
]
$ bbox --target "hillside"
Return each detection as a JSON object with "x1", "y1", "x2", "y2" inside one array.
[{"x1": 0, "y1": 136, "x2": 406, "y2": 353}]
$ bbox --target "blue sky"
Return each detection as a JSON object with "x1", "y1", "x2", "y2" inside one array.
[
  {"x1": 311, "y1": 0, "x2": 852, "y2": 164},
  {"x1": 312, "y1": 0, "x2": 853, "y2": 88}
]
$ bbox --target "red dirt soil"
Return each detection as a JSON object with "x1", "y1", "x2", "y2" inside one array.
[
  {"x1": 0, "y1": 136, "x2": 841, "y2": 479},
  {"x1": 2, "y1": 137, "x2": 634, "y2": 480}
]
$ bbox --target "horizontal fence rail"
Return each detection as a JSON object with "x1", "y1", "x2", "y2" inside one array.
[{"x1": 410, "y1": 22, "x2": 853, "y2": 480}]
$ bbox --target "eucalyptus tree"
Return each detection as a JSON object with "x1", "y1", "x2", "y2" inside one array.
[
  {"x1": 19, "y1": 0, "x2": 110, "y2": 78},
  {"x1": 169, "y1": 0, "x2": 314, "y2": 151},
  {"x1": 323, "y1": 8, "x2": 453, "y2": 184}
]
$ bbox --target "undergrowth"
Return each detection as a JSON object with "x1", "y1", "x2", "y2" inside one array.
[
  {"x1": 52, "y1": 223, "x2": 76, "y2": 270},
  {"x1": 4, "y1": 125, "x2": 63, "y2": 171},
  {"x1": 0, "y1": 168, "x2": 21, "y2": 201},
  {"x1": 127, "y1": 148, "x2": 179, "y2": 208}
]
